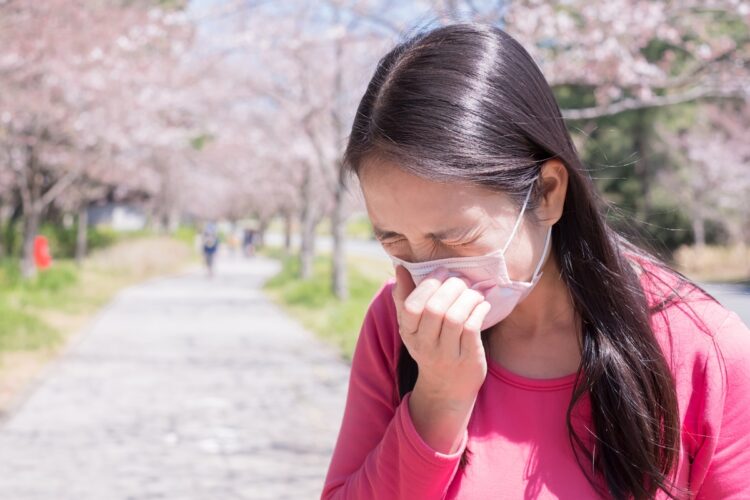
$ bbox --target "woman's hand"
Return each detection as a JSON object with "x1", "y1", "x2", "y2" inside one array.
[
  {"x1": 392, "y1": 264, "x2": 491, "y2": 410},
  {"x1": 391, "y1": 264, "x2": 492, "y2": 454}
]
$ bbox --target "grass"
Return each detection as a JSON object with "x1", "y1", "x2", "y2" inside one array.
[
  {"x1": 0, "y1": 261, "x2": 81, "y2": 354},
  {"x1": 674, "y1": 243, "x2": 750, "y2": 283},
  {"x1": 0, "y1": 300, "x2": 55, "y2": 352},
  {"x1": 0, "y1": 236, "x2": 199, "y2": 413},
  {"x1": 259, "y1": 246, "x2": 392, "y2": 361}
]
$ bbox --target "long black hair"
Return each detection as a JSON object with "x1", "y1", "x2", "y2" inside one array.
[{"x1": 342, "y1": 23, "x2": 717, "y2": 500}]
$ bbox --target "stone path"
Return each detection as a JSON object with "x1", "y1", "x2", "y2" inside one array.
[{"x1": 0, "y1": 254, "x2": 350, "y2": 499}]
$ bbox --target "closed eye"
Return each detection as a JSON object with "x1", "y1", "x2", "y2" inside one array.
[
  {"x1": 381, "y1": 236, "x2": 479, "y2": 248},
  {"x1": 380, "y1": 238, "x2": 405, "y2": 246},
  {"x1": 445, "y1": 238, "x2": 479, "y2": 248}
]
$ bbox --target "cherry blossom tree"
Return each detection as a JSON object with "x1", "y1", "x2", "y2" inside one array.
[
  {"x1": 0, "y1": 0, "x2": 195, "y2": 276},
  {"x1": 655, "y1": 101, "x2": 750, "y2": 247},
  {"x1": 413, "y1": 0, "x2": 750, "y2": 249},
  {"x1": 3, "y1": 0, "x2": 747, "y2": 287}
]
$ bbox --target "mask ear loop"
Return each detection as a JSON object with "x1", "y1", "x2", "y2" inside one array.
[
  {"x1": 501, "y1": 180, "x2": 535, "y2": 255},
  {"x1": 530, "y1": 225, "x2": 552, "y2": 280}
]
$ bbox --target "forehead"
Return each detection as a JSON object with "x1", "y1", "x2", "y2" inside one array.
[{"x1": 359, "y1": 160, "x2": 512, "y2": 229}]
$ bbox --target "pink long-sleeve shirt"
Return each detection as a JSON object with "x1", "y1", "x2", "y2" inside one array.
[{"x1": 321, "y1": 259, "x2": 750, "y2": 499}]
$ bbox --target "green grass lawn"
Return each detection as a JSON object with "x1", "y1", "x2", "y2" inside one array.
[
  {"x1": 0, "y1": 262, "x2": 78, "y2": 353},
  {"x1": 259, "y1": 246, "x2": 392, "y2": 361}
]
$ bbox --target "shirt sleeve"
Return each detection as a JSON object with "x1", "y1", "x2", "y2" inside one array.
[
  {"x1": 690, "y1": 310, "x2": 750, "y2": 499},
  {"x1": 320, "y1": 280, "x2": 469, "y2": 500}
]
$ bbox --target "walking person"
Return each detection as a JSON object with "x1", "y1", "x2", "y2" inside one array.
[
  {"x1": 243, "y1": 227, "x2": 256, "y2": 258},
  {"x1": 201, "y1": 222, "x2": 220, "y2": 278},
  {"x1": 321, "y1": 24, "x2": 750, "y2": 499}
]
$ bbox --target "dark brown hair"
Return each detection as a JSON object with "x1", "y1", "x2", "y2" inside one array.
[{"x1": 342, "y1": 23, "x2": 719, "y2": 500}]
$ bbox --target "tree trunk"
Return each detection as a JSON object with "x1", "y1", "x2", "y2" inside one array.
[
  {"x1": 299, "y1": 162, "x2": 316, "y2": 279},
  {"x1": 331, "y1": 159, "x2": 348, "y2": 300},
  {"x1": 76, "y1": 203, "x2": 88, "y2": 266},
  {"x1": 159, "y1": 212, "x2": 170, "y2": 234},
  {"x1": 167, "y1": 206, "x2": 180, "y2": 234},
  {"x1": 19, "y1": 150, "x2": 42, "y2": 279},
  {"x1": 283, "y1": 209, "x2": 293, "y2": 253},
  {"x1": 0, "y1": 200, "x2": 8, "y2": 258},
  {"x1": 633, "y1": 109, "x2": 652, "y2": 221},
  {"x1": 257, "y1": 216, "x2": 269, "y2": 249},
  {"x1": 21, "y1": 207, "x2": 41, "y2": 278},
  {"x1": 692, "y1": 211, "x2": 706, "y2": 249},
  {"x1": 330, "y1": 13, "x2": 349, "y2": 300},
  {"x1": 2, "y1": 201, "x2": 22, "y2": 259}
]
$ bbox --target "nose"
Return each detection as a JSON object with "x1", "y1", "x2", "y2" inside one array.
[{"x1": 396, "y1": 248, "x2": 458, "y2": 264}]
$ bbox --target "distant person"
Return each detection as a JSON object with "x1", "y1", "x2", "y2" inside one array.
[
  {"x1": 243, "y1": 228, "x2": 256, "y2": 257},
  {"x1": 227, "y1": 229, "x2": 240, "y2": 258},
  {"x1": 201, "y1": 223, "x2": 220, "y2": 278}
]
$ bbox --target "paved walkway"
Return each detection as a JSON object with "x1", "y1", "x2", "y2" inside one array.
[{"x1": 0, "y1": 255, "x2": 350, "y2": 499}]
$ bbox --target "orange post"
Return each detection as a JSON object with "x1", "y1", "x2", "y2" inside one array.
[{"x1": 33, "y1": 235, "x2": 52, "y2": 270}]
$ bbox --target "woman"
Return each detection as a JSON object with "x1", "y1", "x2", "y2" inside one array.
[{"x1": 321, "y1": 23, "x2": 750, "y2": 500}]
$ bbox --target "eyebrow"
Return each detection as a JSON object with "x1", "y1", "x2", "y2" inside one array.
[{"x1": 372, "y1": 225, "x2": 473, "y2": 241}]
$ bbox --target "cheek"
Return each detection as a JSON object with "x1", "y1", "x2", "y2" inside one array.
[{"x1": 503, "y1": 239, "x2": 537, "y2": 280}]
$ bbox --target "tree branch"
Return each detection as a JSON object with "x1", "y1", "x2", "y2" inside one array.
[
  {"x1": 561, "y1": 85, "x2": 747, "y2": 120},
  {"x1": 36, "y1": 168, "x2": 81, "y2": 210}
]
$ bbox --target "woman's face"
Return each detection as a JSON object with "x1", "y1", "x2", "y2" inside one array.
[{"x1": 359, "y1": 159, "x2": 552, "y2": 283}]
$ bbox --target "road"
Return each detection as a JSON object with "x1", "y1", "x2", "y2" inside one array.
[{"x1": 0, "y1": 255, "x2": 349, "y2": 500}]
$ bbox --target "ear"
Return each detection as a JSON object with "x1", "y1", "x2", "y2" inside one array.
[{"x1": 536, "y1": 158, "x2": 568, "y2": 226}]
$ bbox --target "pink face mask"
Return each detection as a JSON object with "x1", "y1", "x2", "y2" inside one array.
[{"x1": 389, "y1": 179, "x2": 552, "y2": 331}]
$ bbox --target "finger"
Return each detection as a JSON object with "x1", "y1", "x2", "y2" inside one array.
[
  {"x1": 417, "y1": 275, "x2": 471, "y2": 343},
  {"x1": 399, "y1": 267, "x2": 450, "y2": 335},
  {"x1": 438, "y1": 288, "x2": 485, "y2": 351},
  {"x1": 460, "y1": 300, "x2": 492, "y2": 357},
  {"x1": 406, "y1": 265, "x2": 450, "y2": 304},
  {"x1": 391, "y1": 264, "x2": 415, "y2": 306}
]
